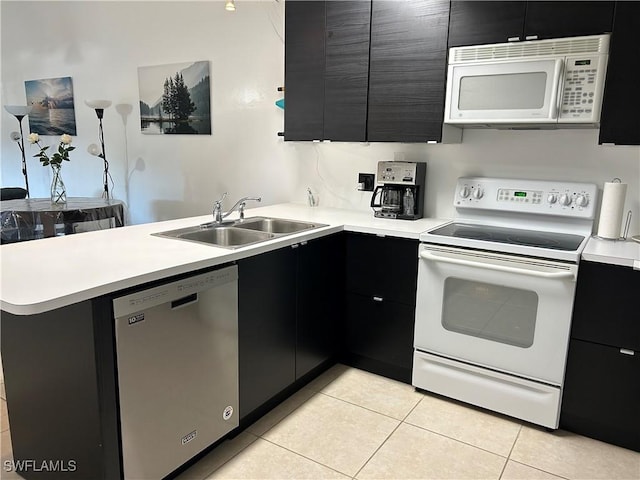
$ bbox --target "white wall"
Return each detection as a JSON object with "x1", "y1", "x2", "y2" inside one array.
[
  {"x1": 1, "y1": 0, "x2": 296, "y2": 225},
  {"x1": 2, "y1": 1, "x2": 639, "y2": 235}
]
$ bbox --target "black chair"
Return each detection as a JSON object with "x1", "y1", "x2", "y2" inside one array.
[{"x1": 1, "y1": 187, "x2": 28, "y2": 201}]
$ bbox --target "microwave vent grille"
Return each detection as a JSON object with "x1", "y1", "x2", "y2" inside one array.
[{"x1": 451, "y1": 35, "x2": 609, "y2": 63}]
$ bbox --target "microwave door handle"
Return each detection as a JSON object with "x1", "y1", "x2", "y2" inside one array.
[
  {"x1": 419, "y1": 250, "x2": 575, "y2": 280},
  {"x1": 551, "y1": 59, "x2": 565, "y2": 120}
]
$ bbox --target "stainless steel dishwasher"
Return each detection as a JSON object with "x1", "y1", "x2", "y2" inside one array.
[{"x1": 113, "y1": 264, "x2": 239, "y2": 479}]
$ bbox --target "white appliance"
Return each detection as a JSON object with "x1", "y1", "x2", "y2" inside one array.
[
  {"x1": 413, "y1": 177, "x2": 597, "y2": 429},
  {"x1": 444, "y1": 34, "x2": 610, "y2": 128},
  {"x1": 113, "y1": 265, "x2": 239, "y2": 479}
]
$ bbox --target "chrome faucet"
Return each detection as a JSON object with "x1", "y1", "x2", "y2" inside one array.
[{"x1": 212, "y1": 193, "x2": 262, "y2": 224}]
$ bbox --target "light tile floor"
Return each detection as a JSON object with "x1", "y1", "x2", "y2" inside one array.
[{"x1": 1, "y1": 364, "x2": 638, "y2": 479}]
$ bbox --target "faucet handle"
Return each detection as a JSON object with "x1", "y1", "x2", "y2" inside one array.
[{"x1": 215, "y1": 192, "x2": 228, "y2": 206}]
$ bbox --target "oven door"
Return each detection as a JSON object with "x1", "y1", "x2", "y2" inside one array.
[{"x1": 414, "y1": 244, "x2": 578, "y2": 385}]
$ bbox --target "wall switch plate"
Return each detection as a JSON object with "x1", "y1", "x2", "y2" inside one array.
[{"x1": 358, "y1": 173, "x2": 375, "y2": 191}]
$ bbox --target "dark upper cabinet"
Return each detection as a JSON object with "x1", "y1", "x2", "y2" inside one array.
[
  {"x1": 284, "y1": 1, "x2": 370, "y2": 142},
  {"x1": 323, "y1": 1, "x2": 371, "y2": 141},
  {"x1": 448, "y1": 1, "x2": 526, "y2": 47},
  {"x1": 524, "y1": 2, "x2": 614, "y2": 41},
  {"x1": 367, "y1": 0, "x2": 450, "y2": 142},
  {"x1": 284, "y1": 1, "x2": 325, "y2": 141},
  {"x1": 285, "y1": 0, "x2": 454, "y2": 143},
  {"x1": 598, "y1": 2, "x2": 640, "y2": 145},
  {"x1": 448, "y1": 1, "x2": 614, "y2": 47}
]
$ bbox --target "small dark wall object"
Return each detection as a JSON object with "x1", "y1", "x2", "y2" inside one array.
[
  {"x1": 358, "y1": 173, "x2": 375, "y2": 192},
  {"x1": 1, "y1": 187, "x2": 28, "y2": 201}
]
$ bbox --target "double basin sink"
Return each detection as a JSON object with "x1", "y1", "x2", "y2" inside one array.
[{"x1": 153, "y1": 216, "x2": 327, "y2": 249}]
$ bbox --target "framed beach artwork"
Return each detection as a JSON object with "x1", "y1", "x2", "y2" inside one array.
[
  {"x1": 138, "y1": 60, "x2": 211, "y2": 135},
  {"x1": 25, "y1": 76, "x2": 77, "y2": 136}
]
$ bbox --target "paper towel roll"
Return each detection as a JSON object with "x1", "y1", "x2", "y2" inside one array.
[{"x1": 597, "y1": 181, "x2": 627, "y2": 239}]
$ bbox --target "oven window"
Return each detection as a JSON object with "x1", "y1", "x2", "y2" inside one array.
[{"x1": 442, "y1": 277, "x2": 538, "y2": 348}]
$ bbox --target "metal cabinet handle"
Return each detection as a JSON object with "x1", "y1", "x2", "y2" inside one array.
[
  {"x1": 620, "y1": 349, "x2": 635, "y2": 356},
  {"x1": 372, "y1": 296, "x2": 384, "y2": 302},
  {"x1": 507, "y1": 36, "x2": 521, "y2": 42}
]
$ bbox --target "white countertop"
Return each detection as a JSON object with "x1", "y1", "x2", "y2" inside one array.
[
  {"x1": 0, "y1": 203, "x2": 448, "y2": 315},
  {"x1": 582, "y1": 235, "x2": 640, "y2": 269}
]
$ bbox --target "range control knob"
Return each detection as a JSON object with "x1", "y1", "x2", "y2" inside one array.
[
  {"x1": 559, "y1": 194, "x2": 572, "y2": 206},
  {"x1": 473, "y1": 188, "x2": 484, "y2": 199},
  {"x1": 575, "y1": 195, "x2": 589, "y2": 207},
  {"x1": 459, "y1": 186, "x2": 470, "y2": 198},
  {"x1": 547, "y1": 194, "x2": 557, "y2": 204}
]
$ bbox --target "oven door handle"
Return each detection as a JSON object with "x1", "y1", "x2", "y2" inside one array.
[{"x1": 420, "y1": 250, "x2": 576, "y2": 280}]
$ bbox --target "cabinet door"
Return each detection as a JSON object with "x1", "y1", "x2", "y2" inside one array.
[
  {"x1": 284, "y1": 1, "x2": 325, "y2": 141},
  {"x1": 562, "y1": 339, "x2": 639, "y2": 452},
  {"x1": 524, "y1": 2, "x2": 614, "y2": 41},
  {"x1": 238, "y1": 247, "x2": 297, "y2": 418},
  {"x1": 571, "y1": 261, "x2": 640, "y2": 350},
  {"x1": 448, "y1": 1, "x2": 526, "y2": 47},
  {"x1": 599, "y1": 2, "x2": 640, "y2": 145},
  {"x1": 323, "y1": 1, "x2": 371, "y2": 142},
  {"x1": 296, "y1": 234, "x2": 345, "y2": 379},
  {"x1": 345, "y1": 233, "x2": 418, "y2": 306},
  {"x1": 368, "y1": 0, "x2": 450, "y2": 142},
  {"x1": 344, "y1": 293, "x2": 415, "y2": 383}
]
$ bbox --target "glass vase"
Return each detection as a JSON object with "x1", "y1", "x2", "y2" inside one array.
[{"x1": 50, "y1": 165, "x2": 67, "y2": 204}]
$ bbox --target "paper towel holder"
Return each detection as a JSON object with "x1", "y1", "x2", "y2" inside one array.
[{"x1": 594, "y1": 210, "x2": 632, "y2": 241}]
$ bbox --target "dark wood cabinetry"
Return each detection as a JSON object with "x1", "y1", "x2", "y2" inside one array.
[
  {"x1": 448, "y1": 1, "x2": 614, "y2": 47},
  {"x1": 561, "y1": 261, "x2": 640, "y2": 452},
  {"x1": 343, "y1": 233, "x2": 419, "y2": 383},
  {"x1": 284, "y1": 0, "x2": 455, "y2": 143},
  {"x1": 238, "y1": 247, "x2": 298, "y2": 419},
  {"x1": 296, "y1": 234, "x2": 345, "y2": 379},
  {"x1": 367, "y1": 0, "x2": 450, "y2": 142},
  {"x1": 598, "y1": 2, "x2": 640, "y2": 145},
  {"x1": 238, "y1": 234, "x2": 344, "y2": 421},
  {"x1": 284, "y1": 1, "x2": 370, "y2": 142}
]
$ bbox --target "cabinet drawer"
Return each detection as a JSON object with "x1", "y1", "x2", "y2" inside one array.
[
  {"x1": 561, "y1": 339, "x2": 639, "y2": 451},
  {"x1": 344, "y1": 292, "x2": 415, "y2": 382},
  {"x1": 572, "y1": 261, "x2": 640, "y2": 350},
  {"x1": 346, "y1": 233, "x2": 418, "y2": 305}
]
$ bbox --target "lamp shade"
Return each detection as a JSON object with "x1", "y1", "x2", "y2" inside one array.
[
  {"x1": 85, "y1": 100, "x2": 112, "y2": 109},
  {"x1": 4, "y1": 105, "x2": 32, "y2": 116},
  {"x1": 225, "y1": 0, "x2": 236, "y2": 11},
  {"x1": 87, "y1": 143, "x2": 102, "y2": 156}
]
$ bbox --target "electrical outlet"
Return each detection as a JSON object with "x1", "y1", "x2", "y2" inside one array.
[{"x1": 358, "y1": 173, "x2": 375, "y2": 192}]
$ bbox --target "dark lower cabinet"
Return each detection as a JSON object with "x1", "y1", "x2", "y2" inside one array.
[
  {"x1": 562, "y1": 339, "x2": 639, "y2": 451},
  {"x1": 344, "y1": 293, "x2": 415, "y2": 383},
  {"x1": 238, "y1": 246, "x2": 297, "y2": 420},
  {"x1": 296, "y1": 234, "x2": 345, "y2": 379},
  {"x1": 561, "y1": 260, "x2": 640, "y2": 452},
  {"x1": 343, "y1": 232, "x2": 419, "y2": 383},
  {"x1": 0, "y1": 299, "x2": 121, "y2": 479},
  {"x1": 238, "y1": 234, "x2": 344, "y2": 422}
]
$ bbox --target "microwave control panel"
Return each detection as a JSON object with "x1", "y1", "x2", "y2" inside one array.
[
  {"x1": 559, "y1": 54, "x2": 608, "y2": 122},
  {"x1": 455, "y1": 177, "x2": 598, "y2": 219}
]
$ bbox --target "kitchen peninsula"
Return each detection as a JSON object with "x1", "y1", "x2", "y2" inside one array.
[{"x1": 0, "y1": 203, "x2": 447, "y2": 479}]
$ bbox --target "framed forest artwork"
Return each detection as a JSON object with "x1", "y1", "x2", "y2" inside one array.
[{"x1": 138, "y1": 60, "x2": 211, "y2": 135}]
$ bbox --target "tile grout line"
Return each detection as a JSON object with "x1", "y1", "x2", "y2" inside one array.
[
  {"x1": 351, "y1": 393, "x2": 425, "y2": 479},
  {"x1": 498, "y1": 424, "x2": 523, "y2": 479}
]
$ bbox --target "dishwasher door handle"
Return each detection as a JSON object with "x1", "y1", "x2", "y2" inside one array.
[
  {"x1": 171, "y1": 293, "x2": 198, "y2": 310},
  {"x1": 420, "y1": 250, "x2": 576, "y2": 280}
]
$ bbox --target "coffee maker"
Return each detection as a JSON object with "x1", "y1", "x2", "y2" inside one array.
[{"x1": 370, "y1": 161, "x2": 426, "y2": 220}]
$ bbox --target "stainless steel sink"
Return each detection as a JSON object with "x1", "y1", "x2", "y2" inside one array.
[
  {"x1": 233, "y1": 217, "x2": 322, "y2": 234},
  {"x1": 152, "y1": 216, "x2": 327, "y2": 249}
]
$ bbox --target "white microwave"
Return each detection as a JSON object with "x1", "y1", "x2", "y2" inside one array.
[{"x1": 444, "y1": 34, "x2": 610, "y2": 128}]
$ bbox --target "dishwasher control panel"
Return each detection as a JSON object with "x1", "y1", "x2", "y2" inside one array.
[{"x1": 113, "y1": 265, "x2": 238, "y2": 318}]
